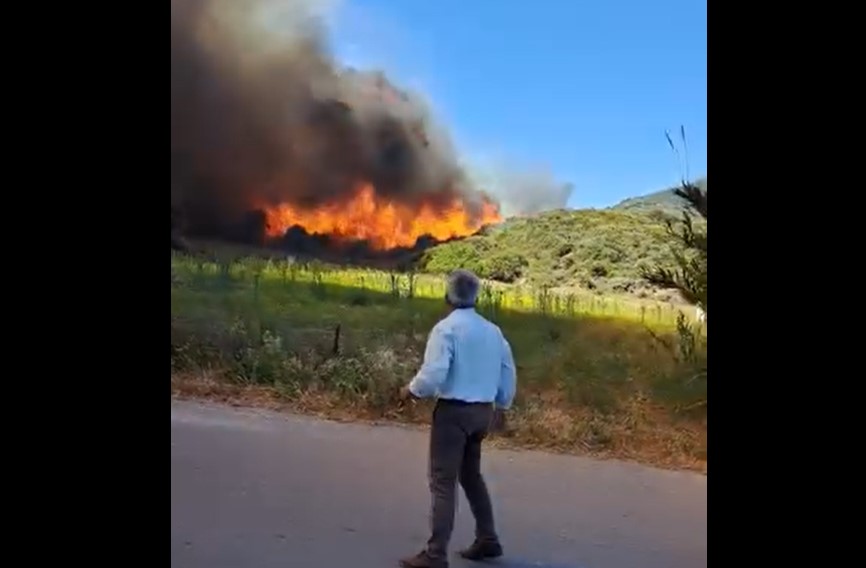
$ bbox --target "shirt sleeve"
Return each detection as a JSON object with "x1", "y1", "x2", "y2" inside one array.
[
  {"x1": 408, "y1": 323, "x2": 453, "y2": 398},
  {"x1": 495, "y1": 334, "x2": 517, "y2": 409}
]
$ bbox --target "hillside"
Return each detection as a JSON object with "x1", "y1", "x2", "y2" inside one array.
[
  {"x1": 419, "y1": 209, "x2": 680, "y2": 297},
  {"x1": 419, "y1": 179, "x2": 707, "y2": 299},
  {"x1": 612, "y1": 177, "x2": 707, "y2": 216}
]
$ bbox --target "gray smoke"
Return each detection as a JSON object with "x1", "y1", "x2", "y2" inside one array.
[{"x1": 470, "y1": 164, "x2": 574, "y2": 217}]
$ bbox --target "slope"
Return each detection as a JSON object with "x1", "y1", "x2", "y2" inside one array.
[
  {"x1": 612, "y1": 177, "x2": 707, "y2": 215},
  {"x1": 419, "y1": 179, "x2": 707, "y2": 296},
  {"x1": 420, "y1": 209, "x2": 682, "y2": 294}
]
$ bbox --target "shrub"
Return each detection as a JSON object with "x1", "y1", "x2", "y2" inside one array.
[{"x1": 480, "y1": 253, "x2": 529, "y2": 283}]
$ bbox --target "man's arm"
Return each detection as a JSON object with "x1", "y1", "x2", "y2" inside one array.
[
  {"x1": 407, "y1": 324, "x2": 453, "y2": 398},
  {"x1": 494, "y1": 335, "x2": 517, "y2": 409}
]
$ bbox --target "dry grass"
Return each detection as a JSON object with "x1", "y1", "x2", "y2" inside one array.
[{"x1": 171, "y1": 371, "x2": 706, "y2": 474}]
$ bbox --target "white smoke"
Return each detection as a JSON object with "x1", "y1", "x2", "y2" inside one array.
[{"x1": 468, "y1": 160, "x2": 574, "y2": 217}]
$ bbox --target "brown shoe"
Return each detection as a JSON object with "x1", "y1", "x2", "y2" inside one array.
[
  {"x1": 458, "y1": 540, "x2": 503, "y2": 561},
  {"x1": 398, "y1": 549, "x2": 449, "y2": 568}
]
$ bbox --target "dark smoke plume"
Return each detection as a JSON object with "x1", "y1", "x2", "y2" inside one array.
[{"x1": 171, "y1": 0, "x2": 490, "y2": 242}]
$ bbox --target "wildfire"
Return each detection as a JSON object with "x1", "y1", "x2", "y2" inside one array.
[{"x1": 260, "y1": 183, "x2": 501, "y2": 249}]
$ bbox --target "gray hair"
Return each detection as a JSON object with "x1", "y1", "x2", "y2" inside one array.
[{"x1": 445, "y1": 269, "x2": 480, "y2": 309}]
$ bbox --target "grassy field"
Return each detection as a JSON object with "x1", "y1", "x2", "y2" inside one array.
[{"x1": 171, "y1": 252, "x2": 707, "y2": 472}]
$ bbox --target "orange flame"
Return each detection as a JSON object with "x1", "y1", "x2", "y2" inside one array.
[{"x1": 260, "y1": 183, "x2": 501, "y2": 249}]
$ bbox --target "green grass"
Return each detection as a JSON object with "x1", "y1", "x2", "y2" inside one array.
[
  {"x1": 171, "y1": 253, "x2": 708, "y2": 471},
  {"x1": 175, "y1": 253, "x2": 702, "y2": 329}
]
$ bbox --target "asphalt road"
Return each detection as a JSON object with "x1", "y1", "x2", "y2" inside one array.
[{"x1": 171, "y1": 400, "x2": 706, "y2": 568}]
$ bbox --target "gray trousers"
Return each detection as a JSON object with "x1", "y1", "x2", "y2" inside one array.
[{"x1": 426, "y1": 399, "x2": 498, "y2": 558}]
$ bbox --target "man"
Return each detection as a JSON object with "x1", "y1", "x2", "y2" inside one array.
[{"x1": 399, "y1": 269, "x2": 518, "y2": 568}]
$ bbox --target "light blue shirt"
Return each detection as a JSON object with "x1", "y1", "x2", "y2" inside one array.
[{"x1": 408, "y1": 308, "x2": 517, "y2": 409}]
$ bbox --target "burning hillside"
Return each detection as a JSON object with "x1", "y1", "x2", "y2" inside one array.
[
  {"x1": 170, "y1": 0, "x2": 502, "y2": 254},
  {"x1": 259, "y1": 183, "x2": 500, "y2": 250}
]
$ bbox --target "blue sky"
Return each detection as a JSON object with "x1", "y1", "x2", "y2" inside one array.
[{"x1": 327, "y1": 0, "x2": 706, "y2": 209}]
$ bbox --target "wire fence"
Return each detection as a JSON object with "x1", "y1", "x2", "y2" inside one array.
[{"x1": 172, "y1": 255, "x2": 706, "y2": 330}]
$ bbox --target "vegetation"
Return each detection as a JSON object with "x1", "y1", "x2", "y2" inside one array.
[
  {"x1": 418, "y1": 179, "x2": 707, "y2": 300},
  {"x1": 638, "y1": 168, "x2": 707, "y2": 400},
  {"x1": 171, "y1": 253, "x2": 708, "y2": 471},
  {"x1": 641, "y1": 180, "x2": 708, "y2": 313}
]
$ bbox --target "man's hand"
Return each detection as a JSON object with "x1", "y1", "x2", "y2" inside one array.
[{"x1": 399, "y1": 385, "x2": 416, "y2": 401}]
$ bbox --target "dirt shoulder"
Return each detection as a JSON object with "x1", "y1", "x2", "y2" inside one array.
[{"x1": 171, "y1": 372, "x2": 707, "y2": 475}]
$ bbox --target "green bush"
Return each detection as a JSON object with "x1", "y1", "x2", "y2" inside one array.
[{"x1": 479, "y1": 253, "x2": 528, "y2": 283}]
